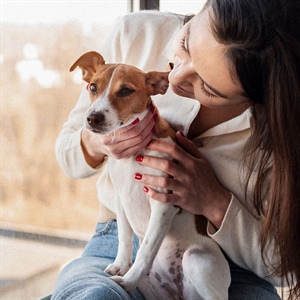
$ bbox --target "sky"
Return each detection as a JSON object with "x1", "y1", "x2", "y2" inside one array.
[{"x1": 1, "y1": 0, "x2": 205, "y2": 25}]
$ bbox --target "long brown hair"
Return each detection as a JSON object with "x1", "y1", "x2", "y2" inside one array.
[{"x1": 207, "y1": 0, "x2": 300, "y2": 298}]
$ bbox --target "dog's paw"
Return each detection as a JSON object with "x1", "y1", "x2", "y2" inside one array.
[
  {"x1": 110, "y1": 275, "x2": 137, "y2": 293},
  {"x1": 104, "y1": 262, "x2": 132, "y2": 276}
]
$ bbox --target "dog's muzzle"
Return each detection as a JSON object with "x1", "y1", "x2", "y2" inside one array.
[{"x1": 87, "y1": 112, "x2": 105, "y2": 131}]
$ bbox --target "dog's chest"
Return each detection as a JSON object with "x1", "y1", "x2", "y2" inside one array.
[
  {"x1": 107, "y1": 146, "x2": 172, "y2": 236},
  {"x1": 108, "y1": 156, "x2": 152, "y2": 235}
]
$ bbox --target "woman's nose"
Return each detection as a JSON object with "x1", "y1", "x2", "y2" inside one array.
[{"x1": 169, "y1": 57, "x2": 195, "y2": 84}]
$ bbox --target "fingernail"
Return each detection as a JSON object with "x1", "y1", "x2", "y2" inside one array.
[
  {"x1": 131, "y1": 118, "x2": 140, "y2": 125},
  {"x1": 150, "y1": 105, "x2": 156, "y2": 114},
  {"x1": 134, "y1": 173, "x2": 142, "y2": 180},
  {"x1": 179, "y1": 130, "x2": 185, "y2": 137},
  {"x1": 86, "y1": 84, "x2": 90, "y2": 91},
  {"x1": 153, "y1": 113, "x2": 158, "y2": 122},
  {"x1": 136, "y1": 155, "x2": 144, "y2": 162},
  {"x1": 143, "y1": 186, "x2": 149, "y2": 193}
]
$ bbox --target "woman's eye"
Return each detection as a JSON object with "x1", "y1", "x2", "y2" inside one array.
[
  {"x1": 117, "y1": 87, "x2": 135, "y2": 97},
  {"x1": 89, "y1": 83, "x2": 97, "y2": 93},
  {"x1": 180, "y1": 36, "x2": 189, "y2": 54},
  {"x1": 200, "y1": 81, "x2": 215, "y2": 98}
]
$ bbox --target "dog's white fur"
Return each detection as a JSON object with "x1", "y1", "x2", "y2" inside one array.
[{"x1": 70, "y1": 51, "x2": 231, "y2": 300}]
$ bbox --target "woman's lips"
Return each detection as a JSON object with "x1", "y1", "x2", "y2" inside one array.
[
  {"x1": 177, "y1": 85, "x2": 188, "y2": 92},
  {"x1": 171, "y1": 84, "x2": 194, "y2": 98}
]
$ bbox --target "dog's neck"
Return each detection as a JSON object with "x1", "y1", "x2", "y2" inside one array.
[
  {"x1": 154, "y1": 115, "x2": 176, "y2": 140},
  {"x1": 146, "y1": 101, "x2": 176, "y2": 140}
]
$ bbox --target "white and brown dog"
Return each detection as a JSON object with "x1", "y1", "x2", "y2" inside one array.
[{"x1": 70, "y1": 51, "x2": 230, "y2": 300}]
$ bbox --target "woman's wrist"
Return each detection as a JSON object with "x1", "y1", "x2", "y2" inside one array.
[
  {"x1": 81, "y1": 129, "x2": 105, "y2": 168},
  {"x1": 204, "y1": 189, "x2": 232, "y2": 230}
]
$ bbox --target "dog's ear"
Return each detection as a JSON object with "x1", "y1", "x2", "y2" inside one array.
[
  {"x1": 69, "y1": 51, "x2": 105, "y2": 83},
  {"x1": 146, "y1": 71, "x2": 169, "y2": 95}
]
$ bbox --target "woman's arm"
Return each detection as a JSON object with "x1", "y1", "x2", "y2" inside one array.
[
  {"x1": 135, "y1": 131, "x2": 231, "y2": 228},
  {"x1": 206, "y1": 194, "x2": 283, "y2": 286},
  {"x1": 135, "y1": 131, "x2": 284, "y2": 286},
  {"x1": 55, "y1": 87, "x2": 100, "y2": 178}
]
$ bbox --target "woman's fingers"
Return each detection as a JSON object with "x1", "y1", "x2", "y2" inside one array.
[
  {"x1": 175, "y1": 131, "x2": 202, "y2": 158},
  {"x1": 104, "y1": 109, "x2": 155, "y2": 144},
  {"x1": 145, "y1": 134, "x2": 205, "y2": 172},
  {"x1": 135, "y1": 170, "x2": 180, "y2": 193},
  {"x1": 100, "y1": 109, "x2": 156, "y2": 158},
  {"x1": 135, "y1": 153, "x2": 182, "y2": 178},
  {"x1": 134, "y1": 134, "x2": 206, "y2": 208},
  {"x1": 143, "y1": 186, "x2": 181, "y2": 204},
  {"x1": 114, "y1": 129, "x2": 154, "y2": 159}
]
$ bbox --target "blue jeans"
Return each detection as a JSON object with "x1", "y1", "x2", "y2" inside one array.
[{"x1": 51, "y1": 220, "x2": 280, "y2": 300}]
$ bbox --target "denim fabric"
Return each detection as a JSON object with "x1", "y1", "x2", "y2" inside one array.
[
  {"x1": 51, "y1": 220, "x2": 280, "y2": 300},
  {"x1": 51, "y1": 221, "x2": 143, "y2": 300},
  {"x1": 81, "y1": 221, "x2": 140, "y2": 259},
  {"x1": 227, "y1": 256, "x2": 280, "y2": 300}
]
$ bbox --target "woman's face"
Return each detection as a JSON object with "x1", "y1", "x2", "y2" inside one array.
[{"x1": 169, "y1": 8, "x2": 249, "y2": 108}]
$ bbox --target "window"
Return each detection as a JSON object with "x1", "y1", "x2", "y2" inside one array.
[
  {"x1": 160, "y1": 0, "x2": 205, "y2": 14},
  {"x1": 1, "y1": 1, "x2": 205, "y2": 299},
  {"x1": 1, "y1": 2, "x2": 128, "y2": 298}
]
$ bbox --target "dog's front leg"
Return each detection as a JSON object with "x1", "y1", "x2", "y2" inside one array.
[
  {"x1": 105, "y1": 198, "x2": 134, "y2": 276},
  {"x1": 111, "y1": 201, "x2": 179, "y2": 292}
]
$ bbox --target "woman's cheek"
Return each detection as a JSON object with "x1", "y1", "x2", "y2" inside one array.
[{"x1": 168, "y1": 63, "x2": 182, "y2": 85}]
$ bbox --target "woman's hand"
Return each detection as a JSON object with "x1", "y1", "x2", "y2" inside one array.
[
  {"x1": 81, "y1": 109, "x2": 156, "y2": 168},
  {"x1": 135, "y1": 131, "x2": 231, "y2": 229}
]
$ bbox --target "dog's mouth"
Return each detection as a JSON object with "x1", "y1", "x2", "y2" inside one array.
[
  {"x1": 85, "y1": 115, "x2": 125, "y2": 135},
  {"x1": 88, "y1": 127, "x2": 105, "y2": 134}
]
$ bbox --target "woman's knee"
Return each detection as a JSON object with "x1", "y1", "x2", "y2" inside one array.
[
  {"x1": 228, "y1": 258, "x2": 280, "y2": 300},
  {"x1": 51, "y1": 257, "x2": 144, "y2": 300},
  {"x1": 51, "y1": 257, "x2": 119, "y2": 299}
]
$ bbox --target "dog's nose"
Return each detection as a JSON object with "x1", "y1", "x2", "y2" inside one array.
[{"x1": 87, "y1": 112, "x2": 105, "y2": 129}]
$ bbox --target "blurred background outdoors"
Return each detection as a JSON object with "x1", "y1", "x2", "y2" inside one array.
[
  {"x1": 1, "y1": 1, "x2": 205, "y2": 298},
  {"x1": 1, "y1": 0, "x2": 204, "y2": 233}
]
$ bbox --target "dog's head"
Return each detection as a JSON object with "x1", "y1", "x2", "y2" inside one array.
[{"x1": 70, "y1": 51, "x2": 169, "y2": 134}]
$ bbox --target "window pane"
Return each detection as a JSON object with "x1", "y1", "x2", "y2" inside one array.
[
  {"x1": 160, "y1": 0, "x2": 206, "y2": 14},
  {"x1": 1, "y1": 1, "x2": 128, "y2": 298}
]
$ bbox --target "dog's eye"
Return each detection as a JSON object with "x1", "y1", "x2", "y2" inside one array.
[
  {"x1": 118, "y1": 87, "x2": 135, "y2": 97},
  {"x1": 89, "y1": 83, "x2": 97, "y2": 93}
]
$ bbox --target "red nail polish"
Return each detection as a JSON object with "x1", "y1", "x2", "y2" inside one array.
[
  {"x1": 134, "y1": 173, "x2": 142, "y2": 180},
  {"x1": 86, "y1": 84, "x2": 90, "y2": 91},
  {"x1": 143, "y1": 186, "x2": 149, "y2": 193},
  {"x1": 136, "y1": 155, "x2": 144, "y2": 162},
  {"x1": 150, "y1": 105, "x2": 156, "y2": 114},
  {"x1": 179, "y1": 130, "x2": 185, "y2": 137},
  {"x1": 131, "y1": 118, "x2": 140, "y2": 125}
]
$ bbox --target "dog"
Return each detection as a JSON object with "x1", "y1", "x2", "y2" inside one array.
[{"x1": 70, "y1": 51, "x2": 230, "y2": 300}]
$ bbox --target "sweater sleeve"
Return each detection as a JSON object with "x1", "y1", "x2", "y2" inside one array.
[
  {"x1": 55, "y1": 11, "x2": 184, "y2": 179},
  {"x1": 55, "y1": 86, "x2": 99, "y2": 178},
  {"x1": 207, "y1": 194, "x2": 284, "y2": 286},
  {"x1": 54, "y1": 19, "x2": 125, "y2": 178}
]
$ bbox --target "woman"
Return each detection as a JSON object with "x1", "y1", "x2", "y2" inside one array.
[{"x1": 52, "y1": 0, "x2": 300, "y2": 299}]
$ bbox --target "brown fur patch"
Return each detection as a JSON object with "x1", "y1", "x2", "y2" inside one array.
[{"x1": 194, "y1": 215, "x2": 208, "y2": 236}]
